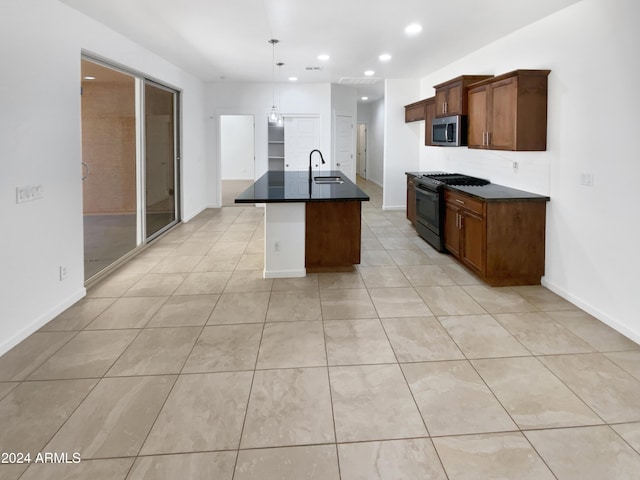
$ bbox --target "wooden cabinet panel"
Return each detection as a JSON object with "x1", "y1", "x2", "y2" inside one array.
[
  {"x1": 461, "y1": 211, "x2": 486, "y2": 274},
  {"x1": 405, "y1": 100, "x2": 427, "y2": 122},
  {"x1": 306, "y1": 201, "x2": 362, "y2": 271},
  {"x1": 424, "y1": 97, "x2": 436, "y2": 146},
  {"x1": 468, "y1": 70, "x2": 550, "y2": 151},
  {"x1": 446, "y1": 190, "x2": 484, "y2": 217},
  {"x1": 467, "y1": 87, "x2": 488, "y2": 148},
  {"x1": 435, "y1": 90, "x2": 448, "y2": 116},
  {"x1": 489, "y1": 78, "x2": 517, "y2": 149}
]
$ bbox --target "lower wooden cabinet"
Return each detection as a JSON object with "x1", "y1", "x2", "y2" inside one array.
[{"x1": 444, "y1": 189, "x2": 547, "y2": 286}]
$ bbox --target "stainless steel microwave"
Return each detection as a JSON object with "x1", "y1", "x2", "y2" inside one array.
[{"x1": 432, "y1": 115, "x2": 467, "y2": 146}]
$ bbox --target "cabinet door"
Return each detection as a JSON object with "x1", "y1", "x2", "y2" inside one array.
[
  {"x1": 446, "y1": 84, "x2": 463, "y2": 116},
  {"x1": 444, "y1": 203, "x2": 461, "y2": 256},
  {"x1": 461, "y1": 211, "x2": 486, "y2": 274},
  {"x1": 405, "y1": 102, "x2": 426, "y2": 122},
  {"x1": 435, "y1": 90, "x2": 447, "y2": 116},
  {"x1": 468, "y1": 87, "x2": 488, "y2": 148},
  {"x1": 488, "y1": 78, "x2": 517, "y2": 150}
]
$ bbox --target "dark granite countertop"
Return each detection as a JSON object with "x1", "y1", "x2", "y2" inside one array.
[
  {"x1": 447, "y1": 184, "x2": 550, "y2": 202},
  {"x1": 235, "y1": 170, "x2": 370, "y2": 203}
]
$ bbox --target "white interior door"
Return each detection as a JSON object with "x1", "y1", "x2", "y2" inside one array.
[
  {"x1": 284, "y1": 116, "x2": 320, "y2": 171},
  {"x1": 357, "y1": 123, "x2": 367, "y2": 178},
  {"x1": 335, "y1": 114, "x2": 354, "y2": 182}
]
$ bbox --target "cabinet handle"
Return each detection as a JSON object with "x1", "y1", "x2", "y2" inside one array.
[
  {"x1": 455, "y1": 199, "x2": 465, "y2": 205},
  {"x1": 487, "y1": 131, "x2": 491, "y2": 146}
]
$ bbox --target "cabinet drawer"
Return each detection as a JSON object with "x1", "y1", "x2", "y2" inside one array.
[{"x1": 445, "y1": 190, "x2": 485, "y2": 217}]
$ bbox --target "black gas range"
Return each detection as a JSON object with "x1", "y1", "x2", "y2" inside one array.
[{"x1": 413, "y1": 172, "x2": 490, "y2": 252}]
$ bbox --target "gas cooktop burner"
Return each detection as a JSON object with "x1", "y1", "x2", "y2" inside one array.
[{"x1": 423, "y1": 172, "x2": 490, "y2": 187}]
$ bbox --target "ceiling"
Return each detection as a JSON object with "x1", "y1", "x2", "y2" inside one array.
[{"x1": 63, "y1": 0, "x2": 581, "y2": 101}]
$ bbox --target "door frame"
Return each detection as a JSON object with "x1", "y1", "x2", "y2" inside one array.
[
  {"x1": 333, "y1": 110, "x2": 356, "y2": 182},
  {"x1": 81, "y1": 53, "x2": 183, "y2": 286},
  {"x1": 356, "y1": 123, "x2": 368, "y2": 179}
]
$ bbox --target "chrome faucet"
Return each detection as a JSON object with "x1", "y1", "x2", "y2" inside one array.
[{"x1": 309, "y1": 149, "x2": 325, "y2": 180}]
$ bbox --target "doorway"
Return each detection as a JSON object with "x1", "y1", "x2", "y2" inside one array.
[
  {"x1": 145, "y1": 81, "x2": 179, "y2": 238},
  {"x1": 220, "y1": 114, "x2": 255, "y2": 206},
  {"x1": 81, "y1": 60, "x2": 137, "y2": 280},
  {"x1": 357, "y1": 123, "x2": 367, "y2": 179},
  {"x1": 81, "y1": 57, "x2": 180, "y2": 282}
]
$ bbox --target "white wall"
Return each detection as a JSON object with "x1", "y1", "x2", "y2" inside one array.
[
  {"x1": 220, "y1": 115, "x2": 255, "y2": 180},
  {"x1": 367, "y1": 98, "x2": 386, "y2": 186},
  {"x1": 0, "y1": 0, "x2": 209, "y2": 355},
  {"x1": 383, "y1": 79, "x2": 421, "y2": 209},
  {"x1": 330, "y1": 84, "x2": 358, "y2": 179},
  {"x1": 206, "y1": 82, "x2": 332, "y2": 207},
  {"x1": 417, "y1": 0, "x2": 640, "y2": 343}
]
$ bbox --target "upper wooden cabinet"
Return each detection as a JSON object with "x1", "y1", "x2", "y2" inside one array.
[
  {"x1": 424, "y1": 97, "x2": 436, "y2": 146},
  {"x1": 468, "y1": 69, "x2": 551, "y2": 151},
  {"x1": 433, "y1": 75, "x2": 493, "y2": 117},
  {"x1": 405, "y1": 100, "x2": 427, "y2": 122}
]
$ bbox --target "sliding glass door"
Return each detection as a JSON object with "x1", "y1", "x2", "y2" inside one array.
[
  {"x1": 81, "y1": 59, "x2": 138, "y2": 280},
  {"x1": 145, "y1": 81, "x2": 179, "y2": 239},
  {"x1": 81, "y1": 57, "x2": 180, "y2": 283}
]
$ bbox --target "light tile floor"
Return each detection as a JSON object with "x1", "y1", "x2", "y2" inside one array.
[{"x1": 2, "y1": 178, "x2": 640, "y2": 479}]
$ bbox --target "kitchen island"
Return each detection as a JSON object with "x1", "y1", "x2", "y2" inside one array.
[{"x1": 235, "y1": 170, "x2": 369, "y2": 278}]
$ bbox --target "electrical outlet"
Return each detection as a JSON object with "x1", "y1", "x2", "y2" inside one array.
[
  {"x1": 16, "y1": 185, "x2": 44, "y2": 203},
  {"x1": 580, "y1": 173, "x2": 594, "y2": 186},
  {"x1": 59, "y1": 265, "x2": 68, "y2": 281},
  {"x1": 274, "y1": 240, "x2": 280, "y2": 252},
  {"x1": 512, "y1": 161, "x2": 519, "y2": 173}
]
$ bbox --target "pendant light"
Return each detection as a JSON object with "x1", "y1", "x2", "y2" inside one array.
[
  {"x1": 276, "y1": 62, "x2": 284, "y2": 126},
  {"x1": 268, "y1": 39, "x2": 280, "y2": 124}
]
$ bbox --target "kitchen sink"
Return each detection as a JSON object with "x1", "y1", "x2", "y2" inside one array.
[{"x1": 314, "y1": 176, "x2": 344, "y2": 184}]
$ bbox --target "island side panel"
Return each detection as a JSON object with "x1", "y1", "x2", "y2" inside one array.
[
  {"x1": 264, "y1": 203, "x2": 306, "y2": 278},
  {"x1": 305, "y1": 201, "x2": 362, "y2": 272}
]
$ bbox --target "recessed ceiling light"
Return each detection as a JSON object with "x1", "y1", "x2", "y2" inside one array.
[
  {"x1": 364, "y1": 70, "x2": 375, "y2": 76},
  {"x1": 379, "y1": 54, "x2": 392, "y2": 62},
  {"x1": 83, "y1": 76, "x2": 96, "y2": 80},
  {"x1": 404, "y1": 23, "x2": 423, "y2": 35},
  {"x1": 361, "y1": 96, "x2": 369, "y2": 101},
  {"x1": 288, "y1": 76, "x2": 298, "y2": 82},
  {"x1": 318, "y1": 54, "x2": 330, "y2": 61}
]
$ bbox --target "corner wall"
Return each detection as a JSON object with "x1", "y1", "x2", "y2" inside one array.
[
  {"x1": 418, "y1": 0, "x2": 640, "y2": 342},
  {"x1": 0, "y1": 0, "x2": 209, "y2": 354},
  {"x1": 383, "y1": 79, "x2": 420, "y2": 209}
]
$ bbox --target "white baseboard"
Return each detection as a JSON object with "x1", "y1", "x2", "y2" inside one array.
[
  {"x1": 182, "y1": 205, "x2": 208, "y2": 223},
  {"x1": 542, "y1": 278, "x2": 640, "y2": 345},
  {"x1": 382, "y1": 205, "x2": 406, "y2": 211},
  {"x1": 0, "y1": 288, "x2": 86, "y2": 356},
  {"x1": 263, "y1": 269, "x2": 306, "y2": 279}
]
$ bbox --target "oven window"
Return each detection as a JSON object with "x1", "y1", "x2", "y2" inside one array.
[{"x1": 415, "y1": 188, "x2": 440, "y2": 233}]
